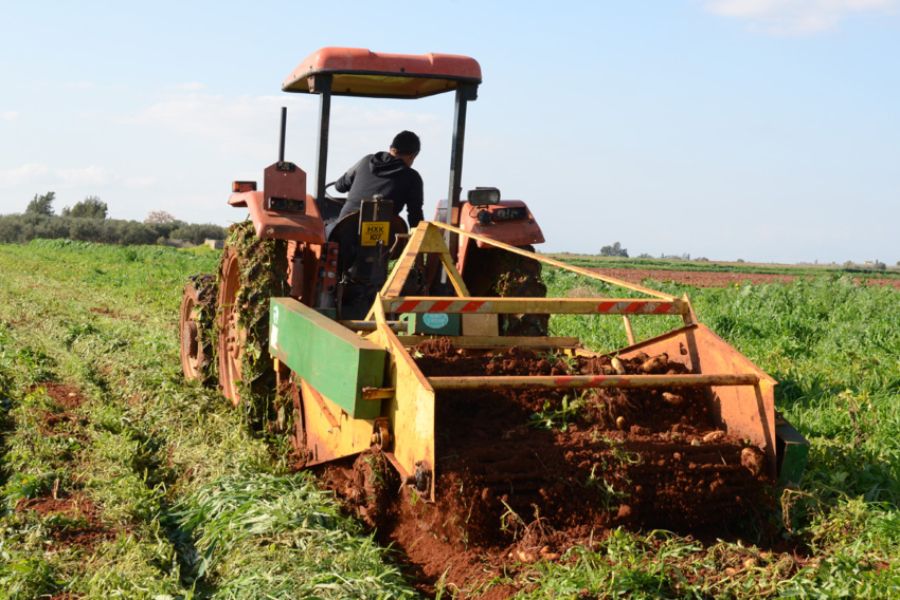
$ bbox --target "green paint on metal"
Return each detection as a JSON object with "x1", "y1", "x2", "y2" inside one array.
[
  {"x1": 269, "y1": 297, "x2": 385, "y2": 419},
  {"x1": 777, "y1": 418, "x2": 810, "y2": 487},
  {"x1": 401, "y1": 312, "x2": 461, "y2": 335}
]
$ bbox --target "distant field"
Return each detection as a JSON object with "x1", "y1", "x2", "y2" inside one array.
[
  {"x1": 0, "y1": 238, "x2": 898, "y2": 598},
  {"x1": 551, "y1": 253, "x2": 900, "y2": 279}
]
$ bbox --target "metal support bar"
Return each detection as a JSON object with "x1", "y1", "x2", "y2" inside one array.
[
  {"x1": 340, "y1": 319, "x2": 404, "y2": 333},
  {"x1": 361, "y1": 387, "x2": 395, "y2": 401},
  {"x1": 429, "y1": 221, "x2": 675, "y2": 301},
  {"x1": 440, "y1": 85, "x2": 477, "y2": 284},
  {"x1": 385, "y1": 296, "x2": 688, "y2": 315},
  {"x1": 397, "y1": 335, "x2": 581, "y2": 350},
  {"x1": 314, "y1": 74, "x2": 333, "y2": 215},
  {"x1": 447, "y1": 87, "x2": 470, "y2": 220},
  {"x1": 622, "y1": 315, "x2": 635, "y2": 345},
  {"x1": 428, "y1": 373, "x2": 760, "y2": 391},
  {"x1": 278, "y1": 106, "x2": 287, "y2": 164}
]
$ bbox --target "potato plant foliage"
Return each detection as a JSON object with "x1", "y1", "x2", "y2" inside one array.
[{"x1": 0, "y1": 238, "x2": 897, "y2": 599}]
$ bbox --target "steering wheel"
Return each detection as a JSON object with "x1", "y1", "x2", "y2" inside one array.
[{"x1": 324, "y1": 181, "x2": 346, "y2": 205}]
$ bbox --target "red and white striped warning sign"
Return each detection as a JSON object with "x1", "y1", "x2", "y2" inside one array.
[{"x1": 385, "y1": 299, "x2": 680, "y2": 315}]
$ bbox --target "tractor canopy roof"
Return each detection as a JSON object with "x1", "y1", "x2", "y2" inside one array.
[{"x1": 282, "y1": 47, "x2": 482, "y2": 99}]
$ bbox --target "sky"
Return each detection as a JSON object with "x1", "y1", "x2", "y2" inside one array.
[{"x1": 1, "y1": 0, "x2": 898, "y2": 264}]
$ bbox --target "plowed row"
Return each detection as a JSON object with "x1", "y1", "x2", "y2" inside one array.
[{"x1": 322, "y1": 339, "x2": 771, "y2": 596}]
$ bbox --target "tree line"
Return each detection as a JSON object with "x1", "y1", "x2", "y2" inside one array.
[{"x1": 0, "y1": 192, "x2": 226, "y2": 246}]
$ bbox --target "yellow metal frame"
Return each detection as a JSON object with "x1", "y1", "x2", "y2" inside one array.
[
  {"x1": 287, "y1": 221, "x2": 778, "y2": 502},
  {"x1": 355, "y1": 222, "x2": 778, "y2": 501}
]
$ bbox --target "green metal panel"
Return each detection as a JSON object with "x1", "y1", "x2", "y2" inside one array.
[
  {"x1": 269, "y1": 298, "x2": 385, "y2": 419},
  {"x1": 776, "y1": 417, "x2": 809, "y2": 487}
]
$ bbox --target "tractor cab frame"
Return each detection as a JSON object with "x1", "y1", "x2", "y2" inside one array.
[{"x1": 282, "y1": 47, "x2": 483, "y2": 231}]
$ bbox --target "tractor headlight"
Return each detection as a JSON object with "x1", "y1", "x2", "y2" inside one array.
[{"x1": 467, "y1": 187, "x2": 501, "y2": 206}]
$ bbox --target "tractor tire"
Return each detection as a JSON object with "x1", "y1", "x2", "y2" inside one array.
[
  {"x1": 216, "y1": 220, "x2": 289, "y2": 425},
  {"x1": 463, "y1": 246, "x2": 549, "y2": 336},
  {"x1": 179, "y1": 273, "x2": 218, "y2": 384}
]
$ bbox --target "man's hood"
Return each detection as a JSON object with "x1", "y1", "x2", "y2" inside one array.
[{"x1": 369, "y1": 151, "x2": 407, "y2": 176}]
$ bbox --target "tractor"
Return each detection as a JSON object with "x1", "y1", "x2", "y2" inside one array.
[
  {"x1": 179, "y1": 47, "x2": 808, "y2": 510},
  {"x1": 180, "y1": 47, "x2": 546, "y2": 406}
]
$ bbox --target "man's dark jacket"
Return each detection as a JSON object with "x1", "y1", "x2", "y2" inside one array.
[{"x1": 334, "y1": 151, "x2": 424, "y2": 227}]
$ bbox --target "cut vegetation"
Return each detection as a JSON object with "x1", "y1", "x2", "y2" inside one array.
[{"x1": 0, "y1": 238, "x2": 898, "y2": 598}]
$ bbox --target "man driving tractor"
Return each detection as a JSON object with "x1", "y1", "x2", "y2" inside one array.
[{"x1": 333, "y1": 130, "x2": 425, "y2": 229}]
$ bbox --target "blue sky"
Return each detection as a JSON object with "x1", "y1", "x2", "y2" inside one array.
[{"x1": 2, "y1": 1, "x2": 898, "y2": 263}]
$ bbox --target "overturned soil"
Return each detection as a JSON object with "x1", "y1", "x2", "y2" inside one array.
[
  {"x1": 320, "y1": 339, "x2": 772, "y2": 597},
  {"x1": 33, "y1": 382, "x2": 89, "y2": 437},
  {"x1": 40, "y1": 382, "x2": 87, "y2": 410},
  {"x1": 591, "y1": 267, "x2": 900, "y2": 289},
  {"x1": 16, "y1": 493, "x2": 112, "y2": 549}
]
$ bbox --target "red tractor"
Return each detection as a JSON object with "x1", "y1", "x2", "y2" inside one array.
[{"x1": 179, "y1": 47, "x2": 547, "y2": 407}]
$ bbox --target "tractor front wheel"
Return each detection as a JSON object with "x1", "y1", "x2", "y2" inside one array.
[
  {"x1": 179, "y1": 274, "x2": 217, "y2": 384},
  {"x1": 463, "y1": 246, "x2": 549, "y2": 336},
  {"x1": 217, "y1": 248, "x2": 246, "y2": 406}
]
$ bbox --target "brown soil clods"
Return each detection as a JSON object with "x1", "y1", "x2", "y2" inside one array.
[
  {"x1": 16, "y1": 494, "x2": 112, "y2": 549},
  {"x1": 40, "y1": 382, "x2": 86, "y2": 410},
  {"x1": 323, "y1": 339, "x2": 772, "y2": 596}
]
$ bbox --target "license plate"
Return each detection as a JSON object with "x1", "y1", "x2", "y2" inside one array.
[{"x1": 361, "y1": 221, "x2": 390, "y2": 247}]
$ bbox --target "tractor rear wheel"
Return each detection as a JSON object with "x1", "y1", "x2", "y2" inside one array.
[
  {"x1": 179, "y1": 274, "x2": 217, "y2": 383},
  {"x1": 463, "y1": 246, "x2": 549, "y2": 336},
  {"x1": 215, "y1": 221, "x2": 288, "y2": 421}
]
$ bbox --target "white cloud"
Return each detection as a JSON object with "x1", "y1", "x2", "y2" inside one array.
[
  {"x1": 0, "y1": 163, "x2": 49, "y2": 186},
  {"x1": 128, "y1": 92, "x2": 288, "y2": 145},
  {"x1": 177, "y1": 82, "x2": 206, "y2": 91},
  {"x1": 1, "y1": 111, "x2": 19, "y2": 121},
  {"x1": 127, "y1": 90, "x2": 444, "y2": 169},
  {"x1": 705, "y1": 0, "x2": 898, "y2": 34},
  {"x1": 57, "y1": 165, "x2": 110, "y2": 186},
  {"x1": 0, "y1": 163, "x2": 156, "y2": 191},
  {"x1": 122, "y1": 175, "x2": 157, "y2": 188}
]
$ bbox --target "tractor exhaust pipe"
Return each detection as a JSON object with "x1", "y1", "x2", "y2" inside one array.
[{"x1": 278, "y1": 106, "x2": 287, "y2": 165}]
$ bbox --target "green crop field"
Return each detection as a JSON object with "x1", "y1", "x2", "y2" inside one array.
[
  {"x1": 548, "y1": 254, "x2": 900, "y2": 279},
  {"x1": 0, "y1": 238, "x2": 897, "y2": 599}
]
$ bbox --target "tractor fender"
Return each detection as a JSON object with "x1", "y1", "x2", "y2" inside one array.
[
  {"x1": 457, "y1": 200, "x2": 544, "y2": 275},
  {"x1": 227, "y1": 162, "x2": 326, "y2": 244}
]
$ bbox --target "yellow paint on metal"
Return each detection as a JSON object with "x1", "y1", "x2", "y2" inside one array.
[
  {"x1": 384, "y1": 296, "x2": 689, "y2": 315},
  {"x1": 299, "y1": 378, "x2": 376, "y2": 466},
  {"x1": 461, "y1": 313, "x2": 498, "y2": 336},
  {"x1": 367, "y1": 223, "x2": 469, "y2": 320},
  {"x1": 396, "y1": 334, "x2": 580, "y2": 349},
  {"x1": 427, "y1": 373, "x2": 760, "y2": 390},
  {"x1": 429, "y1": 220, "x2": 676, "y2": 301},
  {"x1": 369, "y1": 323, "x2": 437, "y2": 501},
  {"x1": 361, "y1": 221, "x2": 390, "y2": 246}
]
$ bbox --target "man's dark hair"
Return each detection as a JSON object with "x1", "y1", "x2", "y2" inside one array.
[{"x1": 391, "y1": 130, "x2": 420, "y2": 156}]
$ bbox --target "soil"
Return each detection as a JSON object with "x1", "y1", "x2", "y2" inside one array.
[
  {"x1": 591, "y1": 267, "x2": 900, "y2": 289},
  {"x1": 319, "y1": 339, "x2": 772, "y2": 598},
  {"x1": 16, "y1": 493, "x2": 112, "y2": 549},
  {"x1": 19, "y1": 382, "x2": 110, "y2": 550},
  {"x1": 40, "y1": 382, "x2": 86, "y2": 410}
]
